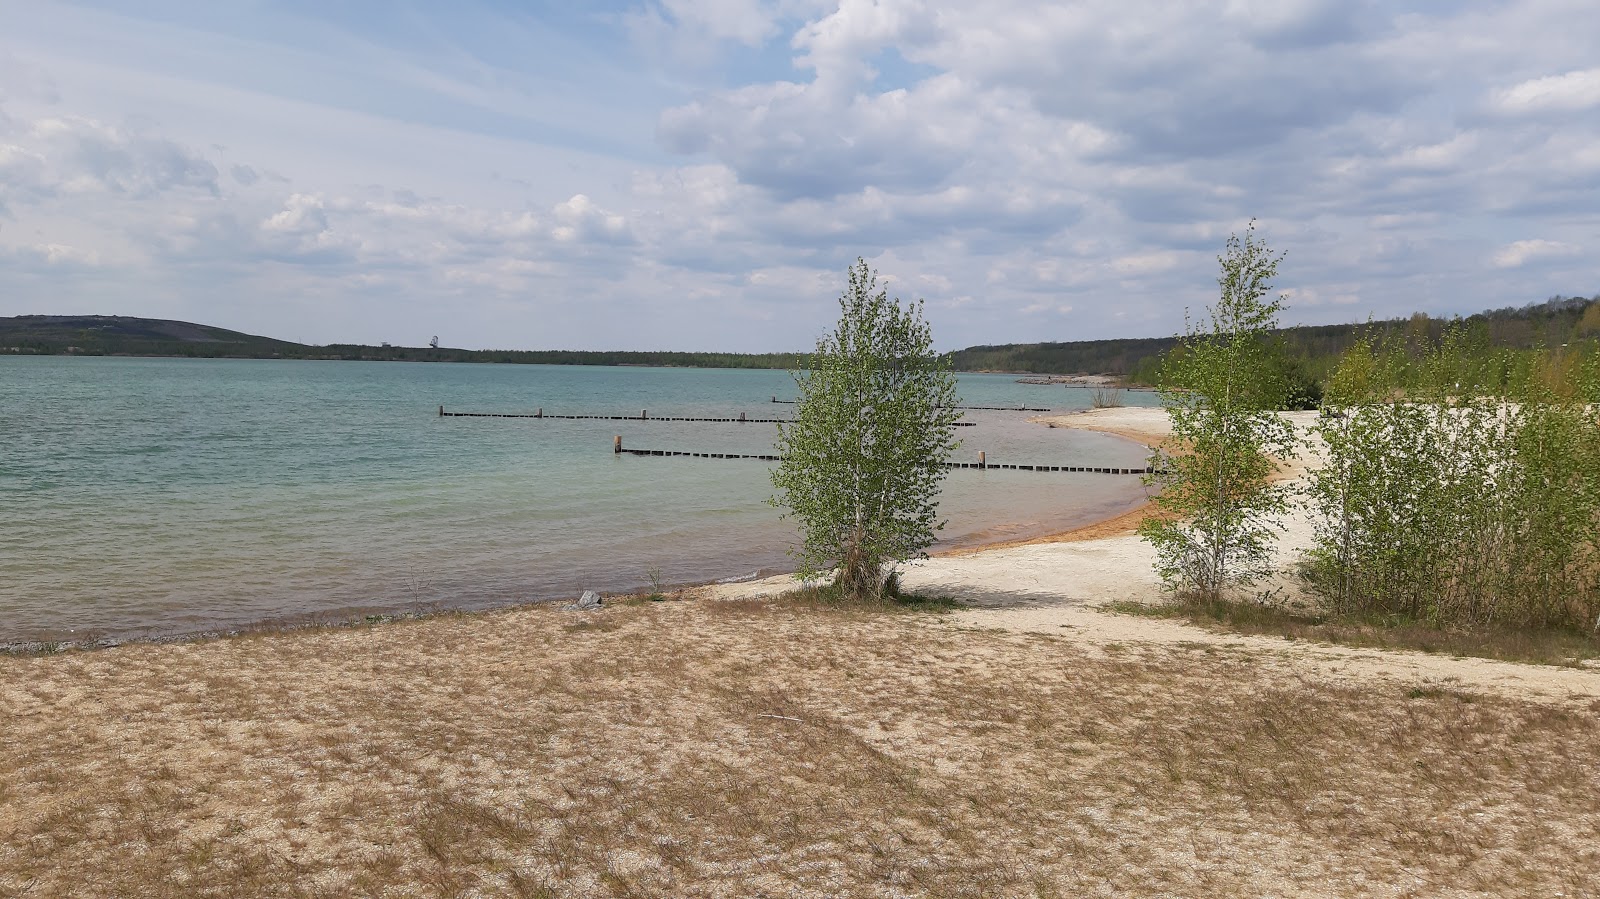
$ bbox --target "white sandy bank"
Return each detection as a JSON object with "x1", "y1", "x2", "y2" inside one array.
[{"x1": 706, "y1": 407, "x2": 1600, "y2": 704}]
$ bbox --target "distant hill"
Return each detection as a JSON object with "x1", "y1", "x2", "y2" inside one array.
[
  {"x1": 0, "y1": 315, "x2": 806, "y2": 368},
  {"x1": 5, "y1": 294, "x2": 1597, "y2": 379},
  {"x1": 0, "y1": 315, "x2": 307, "y2": 358}
]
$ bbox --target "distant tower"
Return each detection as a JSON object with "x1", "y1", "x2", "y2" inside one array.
[{"x1": 429, "y1": 335, "x2": 439, "y2": 349}]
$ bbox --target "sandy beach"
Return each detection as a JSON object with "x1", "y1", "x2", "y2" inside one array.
[
  {"x1": 3, "y1": 407, "x2": 1598, "y2": 897},
  {"x1": 711, "y1": 407, "x2": 1600, "y2": 704}
]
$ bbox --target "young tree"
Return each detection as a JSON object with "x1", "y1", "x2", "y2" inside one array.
[
  {"x1": 1139, "y1": 222, "x2": 1298, "y2": 599},
  {"x1": 771, "y1": 259, "x2": 962, "y2": 600}
]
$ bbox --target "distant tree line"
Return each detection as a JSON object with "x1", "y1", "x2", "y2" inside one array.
[
  {"x1": 0, "y1": 318, "x2": 810, "y2": 369},
  {"x1": 947, "y1": 294, "x2": 1600, "y2": 389},
  {"x1": 2, "y1": 340, "x2": 810, "y2": 370},
  {"x1": 6, "y1": 297, "x2": 1597, "y2": 384},
  {"x1": 313, "y1": 346, "x2": 812, "y2": 369}
]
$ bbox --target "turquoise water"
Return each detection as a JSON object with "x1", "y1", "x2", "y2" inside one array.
[{"x1": 0, "y1": 357, "x2": 1158, "y2": 642}]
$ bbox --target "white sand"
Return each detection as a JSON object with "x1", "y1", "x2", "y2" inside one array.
[{"x1": 708, "y1": 407, "x2": 1600, "y2": 704}]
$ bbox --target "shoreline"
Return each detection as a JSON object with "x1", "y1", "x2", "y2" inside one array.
[
  {"x1": 3, "y1": 410, "x2": 1162, "y2": 656},
  {"x1": 928, "y1": 406, "x2": 1177, "y2": 554}
]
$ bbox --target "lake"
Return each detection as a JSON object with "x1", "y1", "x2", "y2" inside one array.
[{"x1": 0, "y1": 357, "x2": 1158, "y2": 642}]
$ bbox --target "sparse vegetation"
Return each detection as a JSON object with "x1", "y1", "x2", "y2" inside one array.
[
  {"x1": 1106, "y1": 597, "x2": 1600, "y2": 668},
  {"x1": 644, "y1": 565, "x2": 667, "y2": 601},
  {"x1": 1089, "y1": 385, "x2": 1125, "y2": 408}
]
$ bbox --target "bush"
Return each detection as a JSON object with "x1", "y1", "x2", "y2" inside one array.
[{"x1": 1306, "y1": 335, "x2": 1600, "y2": 631}]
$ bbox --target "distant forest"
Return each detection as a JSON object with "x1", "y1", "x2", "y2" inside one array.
[
  {"x1": 0, "y1": 316, "x2": 808, "y2": 369},
  {"x1": 948, "y1": 294, "x2": 1600, "y2": 385},
  {"x1": 4, "y1": 295, "x2": 1597, "y2": 386}
]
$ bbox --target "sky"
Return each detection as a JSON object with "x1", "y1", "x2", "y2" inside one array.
[{"x1": 0, "y1": 1, "x2": 1596, "y2": 352}]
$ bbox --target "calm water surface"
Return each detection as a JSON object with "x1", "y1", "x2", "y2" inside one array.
[{"x1": 0, "y1": 357, "x2": 1158, "y2": 642}]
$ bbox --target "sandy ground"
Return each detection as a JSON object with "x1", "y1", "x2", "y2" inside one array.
[
  {"x1": 7, "y1": 596, "x2": 1598, "y2": 897},
  {"x1": 708, "y1": 407, "x2": 1600, "y2": 706}
]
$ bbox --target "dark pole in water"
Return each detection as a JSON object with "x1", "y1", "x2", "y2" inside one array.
[
  {"x1": 642, "y1": 409, "x2": 647, "y2": 420},
  {"x1": 614, "y1": 435, "x2": 622, "y2": 454},
  {"x1": 740, "y1": 412, "x2": 746, "y2": 421},
  {"x1": 439, "y1": 405, "x2": 444, "y2": 416},
  {"x1": 537, "y1": 407, "x2": 542, "y2": 418}
]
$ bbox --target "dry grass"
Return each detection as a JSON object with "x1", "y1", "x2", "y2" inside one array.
[
  {"x1": 1108, "y1": 596, "x2": 1600, "y2": 669},
  {"x1": 2, "y1": 596, "x2": 1598, "y2": 897},
  {"x1": 1089, "y1": 386, "x2": 1125, "y2": 409}
]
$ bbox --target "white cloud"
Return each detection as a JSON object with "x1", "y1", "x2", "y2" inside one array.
[
  {"x1": 1493, "y1": 68, "x2": 1600, "y2": 113},
  {"x1": 551, "y1": 193, "x2": 632, "y2": 244},
  {"x1": 22, "y1": 242, "x2": 102, "y2": 266},
  {"x1": 261, "y1": 193, "x2": 329, "y2": 235},
  {"x1": 0, "y1": 2, "x2": 1596, "y2": 349},
  {"x1": 1111, "y1": 252, "x2": 1182, "y2": 276},
  {"x1": 1391, "y1": 133, "x2": 1477, "y2": 171},
  {"x1": 1021, "y1": 301, "x2": 1074, "y2": 316},
  {"x1": 662, "y1": 0, "x2": 787, "y2": 45},
  {"x1": 1491, "y1": 239, "x2": 1579, "y2": 268},
  {"x1": 1280, "y1": 286, "x2": 1360, "y2": 306}
]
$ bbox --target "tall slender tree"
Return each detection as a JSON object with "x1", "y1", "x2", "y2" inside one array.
[
  {"x1": 1139, "y1": 222, "x2": 1298, "y2": 598},
  {"x1": 771, "y1": 259, "x2": 962, "y2": 599}
]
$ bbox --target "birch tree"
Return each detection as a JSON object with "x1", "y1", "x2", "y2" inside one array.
[
  {"x1": 771, "y1": 259, "x2": 961, "y2": 599},
  {"x1": 1139, "y1": 223, "x2": 1297, "y2": 599}
]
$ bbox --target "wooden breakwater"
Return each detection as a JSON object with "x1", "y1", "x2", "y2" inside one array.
[
  {"x1": 610, "y1": 437, "x2": 1149, "y2": 475},
  {"x1": 440, "y1": 406, "x2": 975, "y2": 426},
  {"x1": 770, "y1": 397, "x2": 1050, "y2": 413},
  {"x1": 443, "y1": 405, "x2": 782, "y2": 423}
]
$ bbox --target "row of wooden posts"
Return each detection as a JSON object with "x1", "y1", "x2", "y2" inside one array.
[
  {"x1": 610, "y1": 436, "x2": 1151, "y2": 475},
  {"x1": 770, "y1": 396, "x2": 1051, "y2": 413},
  {"x1": 438, "y1": 404, "x2": 1143, "y2": 474},
  {"x1": 442, "y1": 405, "x2": 779, "y2": 423},
  {"x1": 439, "y1": 406, "x2": 974, "y2": 426}
]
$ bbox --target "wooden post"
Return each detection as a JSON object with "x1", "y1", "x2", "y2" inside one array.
[
  {"x1": 979, "y1": 451, "x2": 986, "y2": 469},
  {"x1": 740, "y1": 412, "x2": 746, "y2": 421},
  {"x1": 536, "y1": 407, "x2": 542, "y2": 418},
  {"x1": 614, "y1": 435, "x2": 622, "y2": 454},
  {"x1": 438, "y1": 405, "x2": 444, "y2": 416},
  {"x1": 642, "y1": 409, "x2": 647, "y2": 419}
]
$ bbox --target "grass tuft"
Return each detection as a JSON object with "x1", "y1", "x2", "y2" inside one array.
[
  {"x1": 1105, "y1": 596, "x2": 1600, "y2": 667},
  {"x1": 774, "y1": 580, "x2": 964, "y2": 613}
]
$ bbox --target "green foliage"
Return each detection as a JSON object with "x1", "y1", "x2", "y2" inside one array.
[
  {"x1": 770, "y1": 259, "x2": 961, "y2": 600},
  {"x1": 943, "y1": 294, "x2": 1600, "y2": 383},
  {"x1": 1306, "y1": 333, "x2": 1600, "y2": 631},
  {"x1": 1271, "y1": 340, "x2": 1325, "y2": 410},
  {"x1": 1140, "y1": 223, "x2": 1298, "y2": 599},
  {"x1": 1578, "y1": 303, "x2": 1600, "y2": 338},
  {"x1": 949, "y1": 336, "x2": 1180, "y2": 377}
]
